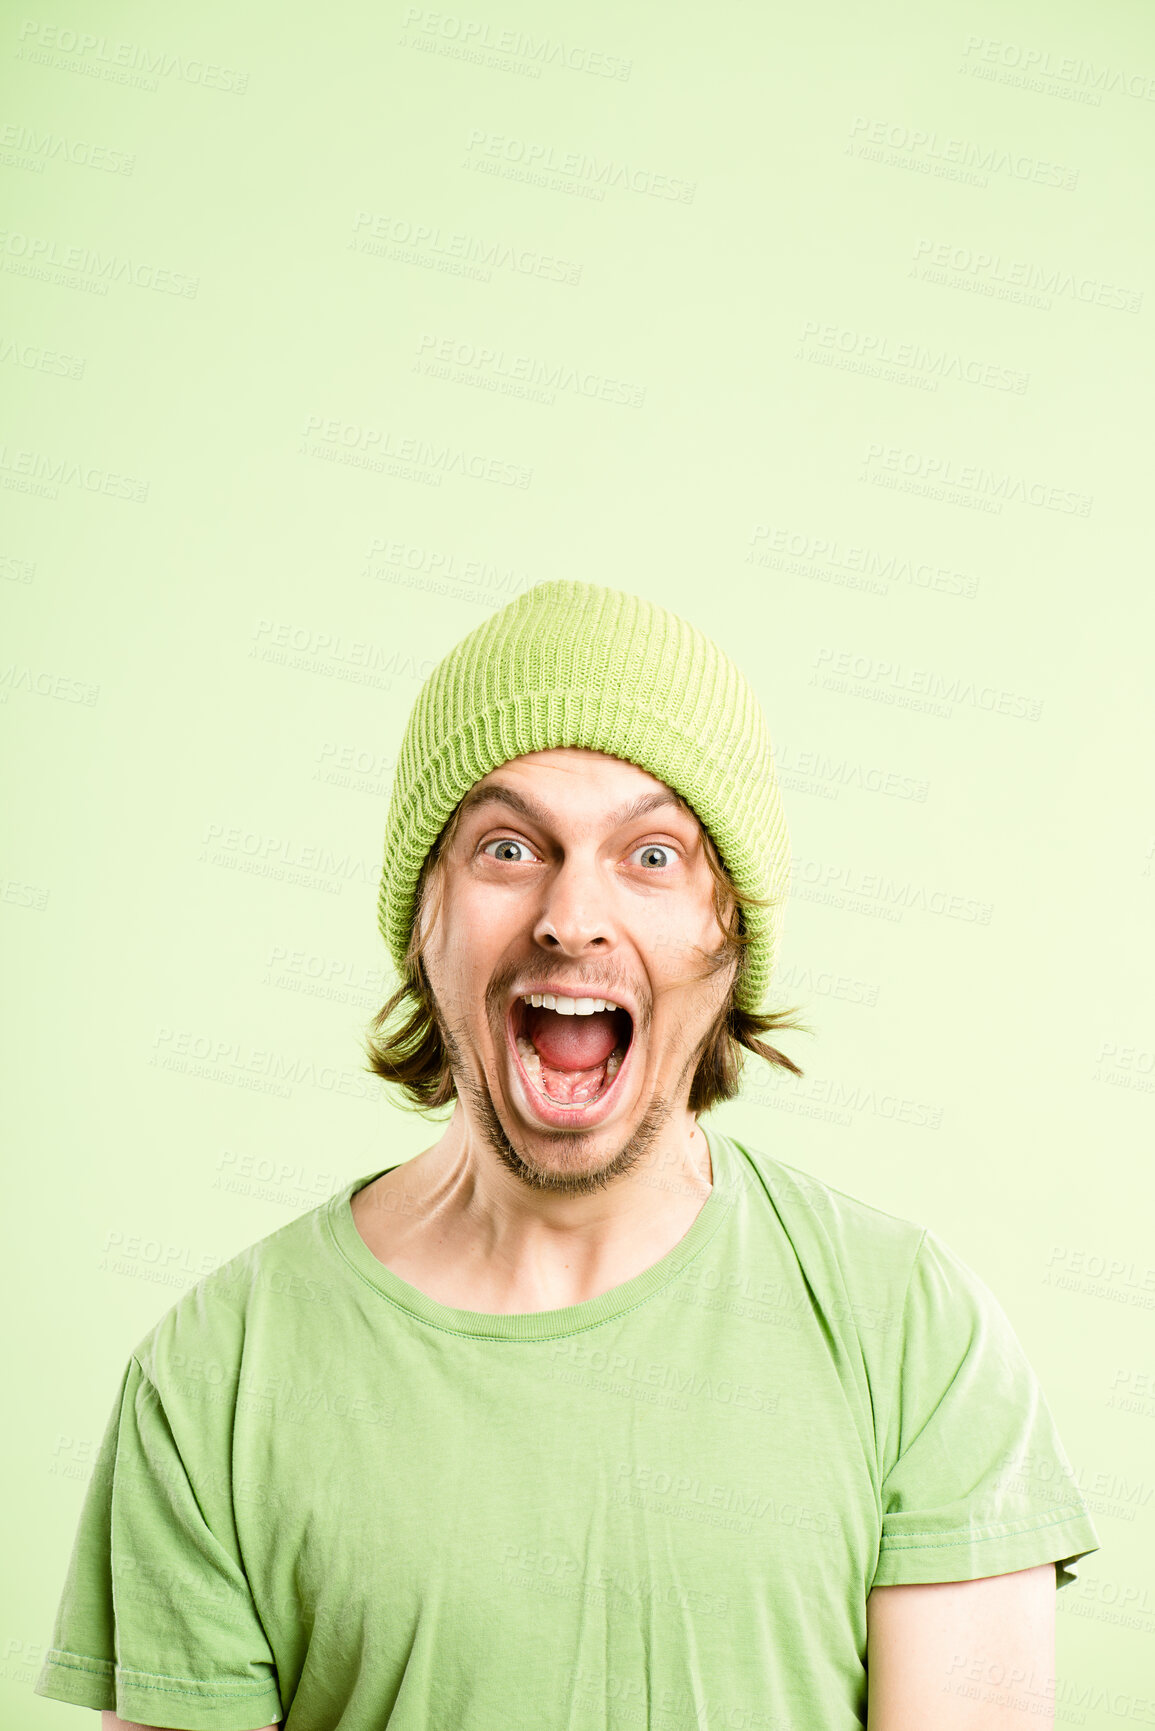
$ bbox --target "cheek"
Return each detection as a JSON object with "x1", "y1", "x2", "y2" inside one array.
[
  {"x1": 645, "y1": 896, "x2": 723, "y2": 967},
  {"x1": 426, "y1": 883, "x2": 510, "y2": 987},
  {"x1": 452, "y1": 877, "x2": 521, "y2": 938}
]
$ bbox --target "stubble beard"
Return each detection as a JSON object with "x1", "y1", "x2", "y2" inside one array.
[{"x1": 434, "y1": 1003, "x2": 689, "y2": 1199}]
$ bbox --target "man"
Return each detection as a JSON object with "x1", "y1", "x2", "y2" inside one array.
[{"x1": 36, "y1": 580, "x2": 1099, "y2": 1730}]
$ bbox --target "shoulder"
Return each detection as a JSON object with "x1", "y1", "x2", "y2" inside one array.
[
  {"x1": 130, "y1": 1182, "x2": 356, "y2": 1389},
  {"x1": 718, "y1": 1130, "x2": 1017, "y2": 1346},
  {"x1": 721, "y1": 1129, "x2": 927, "y2": 1265},
  {"x1": 715, "y1": 1130, "x2": 933, "y2": 1331}
]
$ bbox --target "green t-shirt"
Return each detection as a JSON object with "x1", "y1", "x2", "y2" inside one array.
[{"x1": 35, "y1": 1127, "x2": 1099, "y2": 1731}]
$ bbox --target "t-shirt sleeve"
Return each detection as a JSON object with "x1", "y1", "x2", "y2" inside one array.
[
  {"x1": 33, "y1": 1352, "x2": 283, "y2": 1730},
  {"x1": 871, "y1": 1227, "x2": 1101, "y2": 1592}
]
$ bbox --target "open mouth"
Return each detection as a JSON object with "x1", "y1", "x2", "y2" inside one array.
[{"x1": 508, "y1": 994, "x2": 634, "y2": 1112}]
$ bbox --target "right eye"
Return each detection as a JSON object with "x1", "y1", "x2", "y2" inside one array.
[{"x1": 481, "y1": 838, "x2": 538, "y2": 863}]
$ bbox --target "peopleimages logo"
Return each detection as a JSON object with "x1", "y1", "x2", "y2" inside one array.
[
  {"x1": 463, "y1": 130, "x2": 696, "y2": 203},
  {"x1": 959, "y1": 35, "x2": 1155, "y2": 103},
  {"x1": 0, "y1": 121, "x2": 135, "y2": 174},
  {"x1": 0, "y1": 442, "x2": 148, "y2": 502},
  {"x1": 748, "y1": 525, "x2": 979, "y2": 601},
  {"x1": 399, "y1": 9, "x2": 633, "y2": 80},
  {"x1": 847, "y1": 115, "x2": 1079, "y2": 189},
  {"x1": 364, "y1": 537, "x2": 533, "y2": 602},
  {"x1": 911, "y1": 238, "x2": 1142, "y2": 313},
  {"x1": 414, "y1": 333, "x2": 646, "y2": 407},
  {"x1": 15, "y1": 20, "x2": 249, "y2": 92},
  {"x1": 0, "y1": 228, "x2": 199, "y2": 297},
  {"x1": 811, "y1": 645, "x2": 1043, "y2": 722},
  {"x1": 0, "y1": 335, "x2": 85, "y2": 379},
  {"x1": 796, "y1": 322, "x2": 1028, "y2": 394},
  {"x1": 861, "y1": 443, "x2": 1092, "y2": 517},
  {"x1": 790, "y1": 855, "x2": 994, "y2": 927},
  {"x1": 351, "y1": 210, "x2": 582, "y2": 286},
  {"x1": 298, "y1": 415, "x2": 533, "y2": 489}
]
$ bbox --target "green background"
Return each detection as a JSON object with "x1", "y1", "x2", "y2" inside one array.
[{"x1": 3, "y1": 0, "x2": 1153, "y2": 1723}]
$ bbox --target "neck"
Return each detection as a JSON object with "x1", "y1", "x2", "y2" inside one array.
[{"x1": 360, "y1": 1100, "x2": 715, "y2": 1314}]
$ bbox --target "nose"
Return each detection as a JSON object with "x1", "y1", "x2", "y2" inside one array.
[{"x1": 532, "y1": 854, "x2": 615, "y2": 955}]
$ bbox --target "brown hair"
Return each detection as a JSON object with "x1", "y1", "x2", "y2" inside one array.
[{"x1": 362, "y1": 791, "x2": 811, "y2": 1118}]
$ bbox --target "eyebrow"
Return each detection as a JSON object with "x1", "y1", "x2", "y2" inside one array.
[{"x1": 458, "y1": 782, "x2": 691, "y2": 834}]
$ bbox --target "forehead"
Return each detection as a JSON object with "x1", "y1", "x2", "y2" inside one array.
[
  {"x1": 459, "y1": 749, "x2": 695, "y2": 828},
  {"x1": 475, "y1": 747, "x2": 668, "y2": 793}
]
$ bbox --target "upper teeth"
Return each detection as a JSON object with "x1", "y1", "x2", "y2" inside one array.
[{"x1": 520, "y1": 994, "x2": 619, "y2": 1015}]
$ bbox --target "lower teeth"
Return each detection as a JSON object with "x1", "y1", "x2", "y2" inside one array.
[{"x1": 515, "y1": 1036, "x2": 625, "y2": 1106}]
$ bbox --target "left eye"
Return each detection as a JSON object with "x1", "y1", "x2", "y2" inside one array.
[{"x1": 633, "y1": 845, "x2": 672, "y2": 869}]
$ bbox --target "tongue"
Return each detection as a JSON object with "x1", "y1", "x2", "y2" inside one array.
[{"x1": 527, "y1": 1007, "x2": 619, "y2": 1071}]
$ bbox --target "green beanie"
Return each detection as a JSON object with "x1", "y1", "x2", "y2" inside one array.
[{"x1": 377, "y1": 580, "x2": 791, "y2": 1015}]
